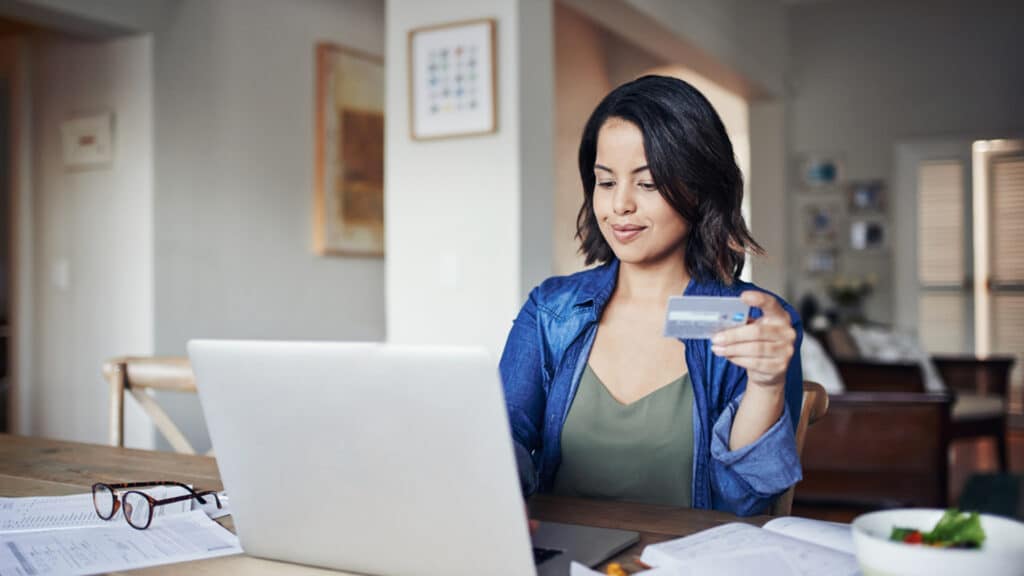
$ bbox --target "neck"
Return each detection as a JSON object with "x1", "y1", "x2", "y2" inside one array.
[{"x1": 615, "y1": 255, "x2": 691, "y2": 303}]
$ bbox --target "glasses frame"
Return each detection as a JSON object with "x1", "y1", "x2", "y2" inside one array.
[{"x1": 91, "y1": 480, "x2": 222, "y2": 530}]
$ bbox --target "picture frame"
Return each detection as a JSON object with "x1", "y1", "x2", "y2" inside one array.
[
  {"x1": 314, "y1": 42, "x2": 385, "y2": 257},
  {"x1": 847, "y1": 180, "x2": 885, "y2": 212},
  {"x1": 804, "y1": 249, "x2": 838, "y2": 274},
  {"x1": 850, "y1": 219, "x2": 887, "y2": 251},
  {"x1": 803, "y1": 202, "x2": 839, "y2": 244},
  {"x1": 408, "y1": 18, "x2": 497, "y2": 140},
  {"x1": 61, "y1": 113, "x2": 113, "y2": 169},
  {"x1": 798, "y1": 155, "x2": 844, "y2": 188}
]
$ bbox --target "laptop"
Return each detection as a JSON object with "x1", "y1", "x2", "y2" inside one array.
[{"x1": 188, "y1": 340, "x2": 638, "y2": 576}]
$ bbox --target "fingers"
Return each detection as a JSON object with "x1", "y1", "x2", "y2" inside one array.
[
  {"x1": 718, "y1": 354, "x2": 791, "y2": 379},
  {"x1": 711, "y1": 293, "x2": 796, "y2": 384},
  {"x1": 711, "y1": 340, "x2": 792, "y2": 360},
  {"x1": 712, "y1": 322, "x2": 795, "y2": 347},
  {"x1": 740, "y1": 290, "x2": 787, "y2": 321}
]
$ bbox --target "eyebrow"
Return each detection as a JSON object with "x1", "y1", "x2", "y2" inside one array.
[{"x1": 594, "y1": 164, "x2": 650, "y2": 175}]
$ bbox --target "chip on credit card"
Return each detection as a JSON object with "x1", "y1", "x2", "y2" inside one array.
[{"x1": 663, "y1": 296, "x2": 750, "y2": 340}]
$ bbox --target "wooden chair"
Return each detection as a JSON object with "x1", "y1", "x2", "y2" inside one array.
[
  {"x1": 771, "y1": 381, "x2": 830, "y2": 516},
  {"x1": 103, "y1": 356, "x2": 203, "y2": 455},
  {"x1": 797, "y1": 391, "x2": 954, "y2": 513},
  {"x1": 835, "y1": 359, "x2": 925, "y2": 393},
  {"x1": 934, "y1": 355, "x2": 1015, "y2": 471}
]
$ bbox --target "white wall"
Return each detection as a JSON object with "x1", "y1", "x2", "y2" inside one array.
[
  {"x1": 152, "y1": 0, "x2": 387, "y2": 452},
  {"x1": 787, "y1": 0, "x2": 1024, "y2": 323},
  {"x1": 624, "y1": 0, "x2": 787, "y2": 97},
  {"x1": 29, "y1": 35, "x2": 153, "y2": 446},
  {"x1": 386, "y1": 0, "x2": 554, "y2": 354}
]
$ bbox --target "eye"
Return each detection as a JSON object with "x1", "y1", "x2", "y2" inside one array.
[
  {"x1": 597, "y1": 181, "x2": 616, "y2": 189},
  {"x1": 638, "y1": 182, "x2": 658, "y2": 192}
]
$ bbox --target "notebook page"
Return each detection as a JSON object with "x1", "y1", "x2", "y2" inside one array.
[
  {"x1": 763, "y1": 516, "x2": 855, "y2": 555},
  {"x1": 640, "y1": 522, "x2": 859, "y2": 576}
]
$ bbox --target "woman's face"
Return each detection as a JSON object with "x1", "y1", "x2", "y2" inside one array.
[{"x1": 592, "y1": 118, "x2": 689, "y2": 267}]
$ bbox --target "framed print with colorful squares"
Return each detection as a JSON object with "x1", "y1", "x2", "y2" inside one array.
[{"x1": 408, "y1": 18, "x2": 496, "y2": 140}]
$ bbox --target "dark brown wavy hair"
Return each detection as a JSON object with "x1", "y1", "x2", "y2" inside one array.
[{"x1": 575, "y1": 75, "x2": 762, "y2": 284}]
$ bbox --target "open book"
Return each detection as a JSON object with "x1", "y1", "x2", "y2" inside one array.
[
  {"x1": 572, "y1": 517, "x2": 860, "y2": 576},
  {"x1": 641, "y1": 517, "x2": 859, "y2": 576}
]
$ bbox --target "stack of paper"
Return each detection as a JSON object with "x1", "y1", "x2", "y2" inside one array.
[{"x1": 0, "y1": 489, "x2": 242, "y2": 576}]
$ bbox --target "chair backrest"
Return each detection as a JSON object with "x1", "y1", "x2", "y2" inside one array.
[
  {"x1": 103, "y1": 356, "x2": 199, "y2": 454},
  {"x1": 798, "y1": 391, "x2": 953, "y2": 510},
  {"x1": 835, "y1": 359, "x2": 925, "y2": 393},
  {"x1": 933, "y1": 355, "x2": 1015, "y2": 398},
  {"x1": 771, "y1": 380, "x2": 829, "y2": 516}
]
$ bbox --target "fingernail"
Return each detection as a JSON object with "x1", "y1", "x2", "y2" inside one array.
[{"x1": 711, "y1": 335, "x2": 723, "y2": 344}]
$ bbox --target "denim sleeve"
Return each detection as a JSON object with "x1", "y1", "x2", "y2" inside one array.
[
  {"x1": 499, "y1": 288, "x2": 546, "y2": 497},
  {"x1": 709, "y1": 310, "x2": 805, "y2": 516},
  {"x1": 709, "y1": 396, "x2": 803, "y2": 515}
]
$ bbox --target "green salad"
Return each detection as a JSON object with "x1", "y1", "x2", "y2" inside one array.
[{"x1": 889, "y1": 509, "x2": 986, "y2": 549}]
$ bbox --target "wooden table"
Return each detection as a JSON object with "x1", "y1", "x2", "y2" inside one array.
[{"x1": 0, "y1": 434, "x2": 767, "y2": 574}]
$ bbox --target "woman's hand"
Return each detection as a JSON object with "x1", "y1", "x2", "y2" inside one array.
[
  {"x1": 710, "y1": 291, "x2": 796, "y2": 450},
  {"x1": 709, "y1": 291, "x2": 796, "y2": 388}
]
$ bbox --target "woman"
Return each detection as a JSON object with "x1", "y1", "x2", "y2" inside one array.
[{"x1": 499, "y1": 75, "x2": 802, "y2": 517}]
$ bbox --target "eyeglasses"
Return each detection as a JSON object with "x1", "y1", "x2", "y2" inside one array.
[{"x1": 91, "y1": 481, "x2": 222, "y2": 530}]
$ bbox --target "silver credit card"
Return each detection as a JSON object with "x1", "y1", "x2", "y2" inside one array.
[{"x1": 663, "y1": 296, "x2": 749, "y2": 340}]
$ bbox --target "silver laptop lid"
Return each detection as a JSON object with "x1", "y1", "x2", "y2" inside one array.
[{"x1": 189, "y1": 340, "x2": 535, "y2": 576}]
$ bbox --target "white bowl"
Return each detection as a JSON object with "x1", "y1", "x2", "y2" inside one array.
[{"x1": 852, "y1": 509, "x2": 1024, "y2": 576}]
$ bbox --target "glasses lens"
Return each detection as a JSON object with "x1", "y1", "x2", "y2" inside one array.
[
  {"x1": 123, "y1": 492, "x2": 152, "y2": 529},
  {"x1": 93, "y1": 484, "x2": 115, "y2": 519}
]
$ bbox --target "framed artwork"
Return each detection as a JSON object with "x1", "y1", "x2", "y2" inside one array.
[
  {"x1": 61, "y1": 113, "x2": 113, "y2": 169},
  {"x1": 850, "y1": 219, "x2": 887, "y2": 251},
  {"x1": 314, "y1": 43, "x2": 385, "y2": 257},
  {"x1": 408, "y1": 18, "x2": 496, "y2": 140},
  {"x1": 847, "y1": 180, "x2": 885, "y2": 212},
  {"x1": 804, "y1": 202, "x2": 839, "y2": 244},
  {"x1": 805, "y1": 249, "x2": 838, "y2": 274},
  {"x1": 798, "y1": 155, "x2": 844, "y2": 188}
]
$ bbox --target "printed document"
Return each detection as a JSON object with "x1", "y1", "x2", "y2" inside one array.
[
  {"x1": 0, "y1": 510, "x2": 241, "y2": 576},
  {"x1": 0, "y1": 487, "x2": 193, "y2": 532}
]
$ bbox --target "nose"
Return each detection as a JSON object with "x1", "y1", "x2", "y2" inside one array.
[{"x1": 612, "y1": 184, "x2": 636, "y2": 215}]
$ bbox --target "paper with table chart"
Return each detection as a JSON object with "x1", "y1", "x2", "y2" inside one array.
[
  {"x1": 0, "y1": 488, "x2": 241, "y2": 575},
  {"x1": 0, "y1": 510, "x2": 241, "y2": 575},
  {"x1": 0, "y1": 487, "x2": 194, "y2": 532},
  {"x1": 639, "y1": 520, "x2": 861, "y2": 576}
]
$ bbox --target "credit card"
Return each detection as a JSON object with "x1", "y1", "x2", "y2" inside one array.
[{"x1": 663, "y1": 296, "x2": 750, "y2": 340}]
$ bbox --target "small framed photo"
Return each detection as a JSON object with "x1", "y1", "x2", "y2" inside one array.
[
  {"x1": 799, "y1": 155, "x2": 844, "y2": 188},
  {"x1": 805, "y1": 249, "x2": 838, "y2": 274},
  {"x1": 850, "y1": 219, "x2": 887, "y2": 251},
  {"x1": 847, "y1": 180, "x2": 885, "y2": 212},
  {"x1": 804, "y1": 203, "x2": 838, "y2": 244},
  {"x1": 61, "y1": 113, "x2": 113, "y2": 169},
  {"x1": 409, "y1": 18, "x2": 496, "y2": 140}
]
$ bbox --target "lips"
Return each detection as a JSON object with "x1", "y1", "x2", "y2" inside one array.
[{"x1": 610, "y1": 223, "x2": 646, "y2": 243}]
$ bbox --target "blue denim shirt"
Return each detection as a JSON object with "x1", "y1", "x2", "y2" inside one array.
[{"x1": 499, "y1": 259, "x2": 804, "y2": 516}]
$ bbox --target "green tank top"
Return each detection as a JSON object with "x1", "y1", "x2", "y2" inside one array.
[{"x1": 552, "y1": 364, "x2": 694, "y2": 507}]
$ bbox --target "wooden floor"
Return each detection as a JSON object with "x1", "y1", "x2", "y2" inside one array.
[{"x1": 794, "y1": 424, "x2": 1024, "y2": 522}]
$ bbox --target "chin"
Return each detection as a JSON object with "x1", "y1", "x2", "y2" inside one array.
[{"x1": 610, "y1": 243, "x2": 682, "y2": 268}]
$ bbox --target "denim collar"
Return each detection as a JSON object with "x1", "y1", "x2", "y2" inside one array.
[{"x1": 571, "y1": 259, "x2": 619, "y2": 314}]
